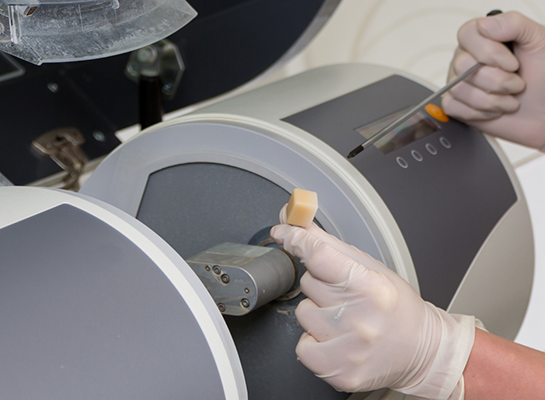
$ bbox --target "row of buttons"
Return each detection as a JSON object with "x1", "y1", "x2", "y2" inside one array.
[{"x1": 396, "y1": 137, "x2": 452, "y2": 169}]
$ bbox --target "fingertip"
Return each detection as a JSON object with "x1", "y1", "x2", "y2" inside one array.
[
  {"x1": 269, "y1": 226, "x2": 280, "y2": 244},
  {"x1": 279, "y1": 204, "x2": 288, "y2": 224},
  {"x1": 491, "y1": 52, "x2": 519, "y2": 73},
  {"x1": 294, "y1": 296, "x2": 317, "y2": 321},
  {"x1": 477, "y1": 11, "x2": 527, "y2": 43},
  {"x1": 441, "y1": 93, "x2": 502, "y2": 121},
  {"x1": 450, "y1": 47, "x2": 479, "y2": 77},
  {"x1": 296, "y1": 331, "x2": 319, "y2": 357},
  {"x1": 476, "y1": 14, "x2": 504, "y2": 38},
  {"x1": 464, "y1": 14, "x2": 518, "y2": 72},
  {"x1": 441, "y1": 91, "x2": 454, "y2": 113},
  {"x1": 503, "y1": 74, "x2": 526, "y2": 94},
  {"x1": 457, "y1": 18, "x2": 477, "y2": 49},
  {"x1": 441, "y1": 93, "x2": 465, "y2": 120},
  {"x1": 298, "y1": 271, "x2": 312, "y2": 293},
  {"x1": 269, "y1": 224, "x2": 292, "y2": 243},
  {"x1": 499, "y1": 95, "x2": 521, "y2": 114}
]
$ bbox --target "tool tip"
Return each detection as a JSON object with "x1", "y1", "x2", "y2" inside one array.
[{"x1": 347, "y1": 146, "x2": 363, "y2": 159}]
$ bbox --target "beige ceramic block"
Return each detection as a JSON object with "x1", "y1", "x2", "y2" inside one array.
[{"x1": 286, "y1": 188, "x2": 318, "y2": 228}]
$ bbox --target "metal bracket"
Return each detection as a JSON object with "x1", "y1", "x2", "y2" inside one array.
[
  {"x1": 186, "y1": 243, "x2": 297, "y2": 316},
  {"x1": 125, "y1": 39, "x2": 185, "y2": 101},
  {"x1": 31, "y1": 127, "x2": 88, "y2": 191}
]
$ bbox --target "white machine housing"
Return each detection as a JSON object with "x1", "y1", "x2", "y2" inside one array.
[
  {"x1": 77, "y1": 63, "x2": 534, "y2": 400},
  {"x1": 0, "y1": 186, "x2": 247, "y2": 399}
]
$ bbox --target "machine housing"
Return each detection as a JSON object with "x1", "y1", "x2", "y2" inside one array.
[{"x1": 80, "y1": 63, "x2": 534, "y2": 400}]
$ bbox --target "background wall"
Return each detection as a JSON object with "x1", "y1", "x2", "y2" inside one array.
[{"x1": 277, "y1": 0, "x2": 544, "y2": 86}]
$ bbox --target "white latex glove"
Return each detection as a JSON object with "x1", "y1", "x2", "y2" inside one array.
[
  {"x1": 270, "y1": 206, "x2": 475, "y2": 399},
  {"x1": 442, "y1": 11, "x2": 545, "y2": 149}
]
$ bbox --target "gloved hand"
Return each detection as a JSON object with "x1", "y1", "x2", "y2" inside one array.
[
  {"x1": 270, "y1": 206, "x2": 475, "y2": 399},
  {"x1": 441, "y1": 11, "x2": 545, "y2": 149}
]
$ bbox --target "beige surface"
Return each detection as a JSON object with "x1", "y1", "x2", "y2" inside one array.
[
  {"x1": 513, "y1": 154, "x2": 545, "y2": 350},
  {"x1": 286, "y1": 188, "x2": 319, "y2": 228},
  {"x1": 273, "y1": 0, "x2": 545, "y2": 86}
]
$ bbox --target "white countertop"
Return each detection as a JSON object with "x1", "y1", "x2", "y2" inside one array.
[{"x1": 513, "y1": 153, "x2": 545, "y2": 351}]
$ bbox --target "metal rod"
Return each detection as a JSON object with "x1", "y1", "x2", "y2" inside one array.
[{"x1": 347, "y1": 62, "x2": 484, "y2": 159}]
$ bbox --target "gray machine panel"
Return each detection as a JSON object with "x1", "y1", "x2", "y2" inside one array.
[
  {"x1": 0, "y1": 204, "x2": 225, "y2": 399},
  {"x1": 283, "y1": 75, "x2": 517, "y2": 310},
  {"x1": 138, "y1": 163, "x2": 291, "y2": 259}
]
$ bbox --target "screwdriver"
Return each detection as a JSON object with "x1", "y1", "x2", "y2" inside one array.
[{"x1": 347, "y1": 10, "x2": 513, "y2": 159}]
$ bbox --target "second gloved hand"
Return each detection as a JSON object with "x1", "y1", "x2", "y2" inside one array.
[
  {"x1": 270, "y1": 207, "x2": 475, "y2": 399},
  {"x1": 442, "y1": 11, "x2": 545, "y2": 149}
]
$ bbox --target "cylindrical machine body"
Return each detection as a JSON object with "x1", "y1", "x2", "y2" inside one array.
[
  {"x1": 81, "y1": 63, "x2": 534, "y2": 400},
  {"x1": 187, "y1": 243, "x2": 297, "y2": 316}
]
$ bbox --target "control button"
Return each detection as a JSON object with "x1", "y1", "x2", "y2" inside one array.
[
  {"x1": 425, "y1": 143, "x2": 438, "y2": 155},
  {"x1": 425, "y1": 104, "x2": 449, "y2": 123},
  {"x1": 440, "y1": 137, "x2": 452, "y2": 148},
  {"x1": 396, "y1": 157, "x2": 409, "y2": 169},
  {"x1": 411, "y1": 150, "x2": 423, "y2": 162}
]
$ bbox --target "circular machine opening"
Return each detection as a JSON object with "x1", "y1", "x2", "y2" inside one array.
[{"x1": 136, "y1": 162, "x2": 350, "y2": 400}]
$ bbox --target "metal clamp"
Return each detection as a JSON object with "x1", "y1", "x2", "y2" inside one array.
[
  {"x1": 257, "y1": 237, "x2": 301, "y2": 301},
  {"x1": 125, "y1": 39, "x2": 185, "y2": 101},
  {"x1": 187, "y1": 242, "x2": 298, "y2": 316},
  {"x1": 31, "y1": 127, "x2": 88, "y2": 191}
]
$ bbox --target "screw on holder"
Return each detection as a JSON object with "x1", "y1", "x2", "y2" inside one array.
[
  {"x1": 31, "y1": 127, "x2": 88, "y2": 191},
  {"x1": 241, "y1": 299, "x2": 250, "y2": 308}
]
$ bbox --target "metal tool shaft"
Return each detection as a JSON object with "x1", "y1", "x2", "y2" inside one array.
[{"x1": 347, "y1": 62, "x2": 483, "y2": 159}]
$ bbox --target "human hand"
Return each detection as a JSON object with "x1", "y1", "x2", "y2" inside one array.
[
  {"x1": 442, "y1": 11, "x2": 545, "y2": 149},
  {"x1": 270, "y1": 206, "x2": 475, "y2": 399}
]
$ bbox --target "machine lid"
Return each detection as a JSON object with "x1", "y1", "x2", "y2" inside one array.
[
  {"x1": 0, "y1": 186, "x2": 247, "y2": 399},
  {"x1": 0, "y1": 0, "x2": 341, "y2": 185},
  {"x1": 0, "y1": 0, "x2": 197, "y2": 65}
]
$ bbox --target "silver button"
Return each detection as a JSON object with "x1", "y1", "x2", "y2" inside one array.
[
  {"x1": 396, "y1": 157, "x2": 409, "y2": 169},
  {"x1": 440, "y1": 137, "x2": 452, "y2": 148},
  {"x1": 411, "y1": 150, "x2": 423, "y2": 162},
  {"x1": 425, "y1": 143, "x2": 438, "y2": 155}
]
